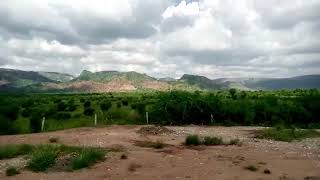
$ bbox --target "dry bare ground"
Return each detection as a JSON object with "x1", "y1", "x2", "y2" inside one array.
[{"x1": 0, "y1": 125, "x2": 319, "y2": 180}]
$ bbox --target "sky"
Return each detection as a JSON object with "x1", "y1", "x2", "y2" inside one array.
[{"x1": 0, "y1": 0, "x2": 319, "y2": 79}]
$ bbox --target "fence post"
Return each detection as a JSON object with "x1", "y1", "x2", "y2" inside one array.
[
  {"x1": 41, "y1": 117, "x2": 45, "y2": 131},
  {"x1": 94, "y1": 114, "x2": 97, "y2": 126},
  {"x1": 146, "y1": 112, "x2": 149, "y2": 125},
  {"x1": 210, "y1": 113, "x2": 213, "y2": 124}
]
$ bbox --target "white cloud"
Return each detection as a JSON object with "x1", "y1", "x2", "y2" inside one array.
[{"x1": 0, "y1": 0, "x2": 319, "y2": 79}]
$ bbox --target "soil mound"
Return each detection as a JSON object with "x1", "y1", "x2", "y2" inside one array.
[{"x1": 137, "y1": 126, "x2": 174, "y2": 135}]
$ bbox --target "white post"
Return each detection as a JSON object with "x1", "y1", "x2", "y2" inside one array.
[
  {"x1": 210, "y1": 113, "x2": 213, "y2": 124},
  {"x1": 94, "y1": 114, "x2": 97, "y2": 126},
  {"x1": 41, "y1": 117, "x2": 45, "y2": 131},
  {"x1": 146, "y1": 112, "x2": 149, "y2": 125}
]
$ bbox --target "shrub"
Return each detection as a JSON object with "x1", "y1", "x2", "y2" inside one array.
[
  {"x1": 185, "y1": 135, "x2": 200, "y2": 146},
  {"x1": 71, "y1": 148, "x2": 105, "y2": 170},
  {"x1": 203, "y1": 136, "x2": 224, "y2": 146},
  {"x1": 117, "y1": 102, "x2": 122, "y2": 108},
  {"x1": 27, "y1": 147, "x2": 58, "y2": 172},
  {"x1": 83, "y1": 108, "x2": 94, "y2": 116},
  {"x1": 6, "y1": 167, "x2": 20, "y2": 176}
]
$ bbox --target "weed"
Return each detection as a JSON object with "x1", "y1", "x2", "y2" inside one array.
[
  {"x1": 6, "y1": 167, "x2": 20, "y2": 176},
  {"x1": 185, "y1": 135, "x2": 201, "y2": 146},
  {"x1": 244, "y1": 165, "x2": 258, "y2": 172}
]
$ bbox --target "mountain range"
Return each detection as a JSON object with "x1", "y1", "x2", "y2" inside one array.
[{"x1": 0, "y1": 68, "x2": 319, "y2": 93}]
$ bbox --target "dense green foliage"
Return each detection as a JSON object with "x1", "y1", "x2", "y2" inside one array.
[{"x1": 0, "y1": 89, "x2": 319, "y2": 134}]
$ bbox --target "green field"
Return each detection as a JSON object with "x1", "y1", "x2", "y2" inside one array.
[{"x1": 0, "y1": 89, "x2": 319, "y2": 135}]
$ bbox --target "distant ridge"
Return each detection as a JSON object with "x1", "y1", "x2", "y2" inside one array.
[{"x1": 0, "y1": 68, "x2": 319, "y2": 92}]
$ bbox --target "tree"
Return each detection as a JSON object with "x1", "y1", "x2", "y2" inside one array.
[{"x1": 84, "y1": 101, "x2": 91, "y2": 108}]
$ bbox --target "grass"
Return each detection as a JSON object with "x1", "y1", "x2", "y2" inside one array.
[
  {"x1": 6, "y1": 167, "x2": 20, "y2": 176},
  {"x1": 185, "y1": 135, "x2": 201, "y2": 146},
  {"x1": 27, "y1": 146, "x2": 58, "y2": 172},
  {"x1": 134, "y1": 140, "x2": 166, "y2": 149},
  {"x1": 256, "y1": 128, "x2": 320, "y2": 142},
  {"x1": 0, "y1": 144, "x2": 34, "y2": 159},
  {"x1": 71, "y1": 148, "x2": 105, "y2": 170},
  {"x1": 244, "y1": 165, "x2": 259, "y2": 172}
]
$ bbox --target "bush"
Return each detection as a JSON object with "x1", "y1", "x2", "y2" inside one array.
[
  {"x1": 6, "y1": 167, "x2": 20, "y2": 176},
  {"x1": 83, "y1": 108, "x2": 94, "y2": 116},
  {"x1": 83, "y1": 101, "x2": 91, "y2": 108},
  {"x1": 185, "y1": 135, "x2": 201, "y2": 146},
  {"x1": 100, "y1": 101, "x2": 112, "y2": 112},
  {"x1": 71, "y1": 148, "x2": 105, "y2": 170},
  {"x1": 117, "y1": 102, "x2": 122, "y2": 108},
  {"x1": 203, "y1": 136, "x2": 224, "y2": 145},
  {"x1": 27, "y1": 146, "x2": 58, "y2": 172}
]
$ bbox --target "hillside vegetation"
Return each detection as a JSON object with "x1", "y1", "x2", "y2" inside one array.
[{"x1": 1, "y1": 68, "x2": 320, "y2": 92}]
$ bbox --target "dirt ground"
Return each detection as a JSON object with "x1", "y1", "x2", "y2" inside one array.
[{"x1": 0, "y1": 125, "x2": 319, "y2": 180}]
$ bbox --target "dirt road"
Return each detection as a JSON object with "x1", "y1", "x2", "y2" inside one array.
[{"x1": 0, "y1": 125, "x2": 319, "y2": 180}]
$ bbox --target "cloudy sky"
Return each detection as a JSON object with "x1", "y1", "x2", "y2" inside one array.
[{"x1": 0, "y1": 0, "x2": 319, "y2": 79}]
